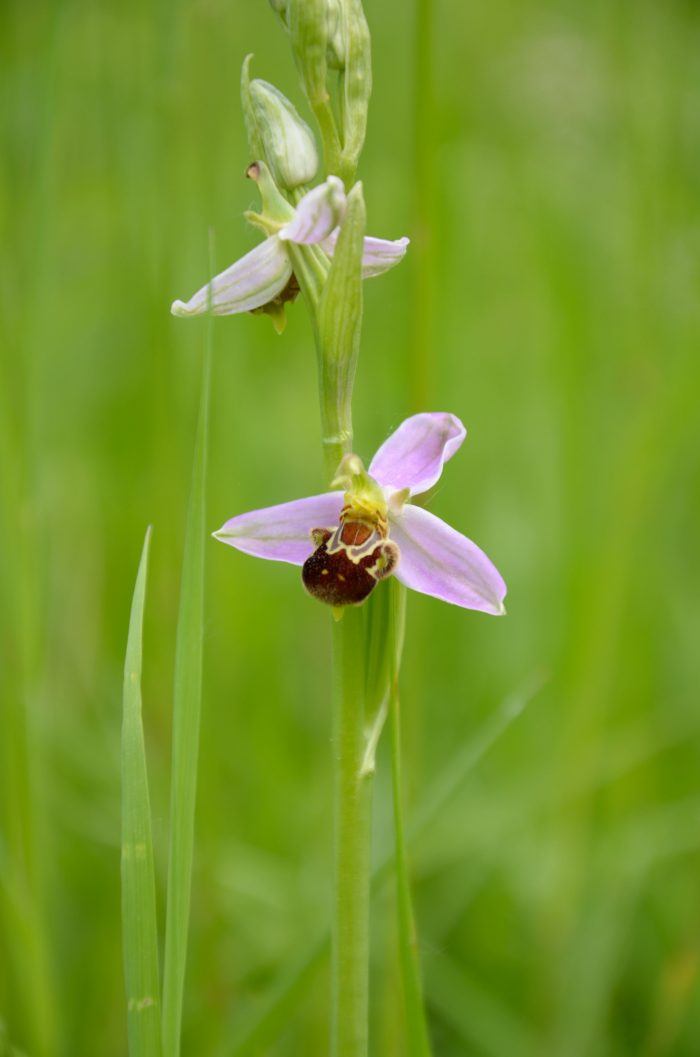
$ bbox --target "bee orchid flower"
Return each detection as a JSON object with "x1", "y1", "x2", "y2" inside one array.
[
  {"x1": 171, "y1": 165, "x2": 408, "y2": 328},
  {"x1": 214, "y1": 413, "x2": 507, "y2": 615}
]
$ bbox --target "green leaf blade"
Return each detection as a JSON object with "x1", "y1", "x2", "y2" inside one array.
[
  {"x1": 388, "y1": 585, "x2": 433, "y2": 1057},
  {"x1": 161, "y1": 333, "x2": 212, "y2": 1057},
  {"x1": 121, "y1": 526, "x2": 162, "y2": 1057}
]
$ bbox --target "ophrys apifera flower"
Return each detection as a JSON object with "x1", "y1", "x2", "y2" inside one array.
[
  {"x1": 214, "y1": 413, "x2": 506, "y2": 614},
  {"x1": 171, "y1": 164, "x2": 408, "y2": 329}
]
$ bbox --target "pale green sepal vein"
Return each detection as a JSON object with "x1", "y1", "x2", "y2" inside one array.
[
  {"x1": 121, "y1": 526, "x2": 162, "y2": 1057},
  {"x1": 161, "y1": 289, "x2": 213, "y2": 1057}
]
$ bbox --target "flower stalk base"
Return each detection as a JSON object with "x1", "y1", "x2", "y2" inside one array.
[{"x1": 331, "y1": 606, "x2": 372, "y2": 1057}]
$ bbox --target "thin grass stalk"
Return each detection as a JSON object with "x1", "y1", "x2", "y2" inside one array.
[
  {"x1": 331, "y1": 607, "x2": 371, "y2": 1057},
  {"x1": 121, "y1": 527, "x2": 162, "y2": 1056},
  {"x1": 161, "y1": 298, "x2": 212, "y2": 1056},
  {"x1": 388, "y1": 583, "x2": 433, "y2": 1056}
]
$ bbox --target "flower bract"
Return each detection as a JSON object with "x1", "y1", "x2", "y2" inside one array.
[
  {"x1": 171, "y1": 173, "x2": 408, "y2": 326},
  {"x1": 213, "y1": 413, "x2": 507, "y2": 615}
]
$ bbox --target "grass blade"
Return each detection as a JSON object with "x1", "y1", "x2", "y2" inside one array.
[
  {"x1": 161, "y1": 321, "x2": 212, "y2": 1056},
  {"x1": 121, "y1": 527, "x2": 162, "y2": 1056},
  {"x1": 427, "y1": 954, "x2": 538, "y2": 1057},
  {"x1": 229, "y1": 675, "x2": 542, "y2": 1056},
  {"x1": 388, "y1": 586, "x2": 432, "y2": 1057},
  {"x1": 408, "y1": 672, "x2": 547, "y2": 842},
  {"x1": 226, "y1": 940, "x2": 326, "y2": 1056}
]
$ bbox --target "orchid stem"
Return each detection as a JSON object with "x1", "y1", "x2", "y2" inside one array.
[
  {"x1": 332, "y1": 606, "x2": 371, "y2": 1057},
  {"x1": 284, "y1": 243, "x2": 350, "y2": 482},
  {"x1": 291, "y1": 80, "x2": 371, "y2": 1055}
]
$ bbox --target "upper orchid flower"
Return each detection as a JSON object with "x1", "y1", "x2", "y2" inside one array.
[
  {"x1": 213, "y1": 413, "x2": 507, "y2": 615},
  {"x1": 171, "y1": 163, "x2": 408, "y2": 330}
]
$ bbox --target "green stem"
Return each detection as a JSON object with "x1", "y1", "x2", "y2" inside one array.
[
  {"x1": 290, "y1": 172, "x2": 370, "y2": 1057},
  {"x1": 284, "y1": 242, "x2": 349, "y2": 480},
  {"x1": 287, "y1": 238, "x2": 360, "y2": 481},
  {"x1": 228, "y1": 677, "x2": 541, "y2": 1057},
  {"x1": 121, "y1": 528, "x2": 162, "y2": 1057},
  {"x1": 332, "y1": 606, "x2": 371, "y2": 1057},
  {"x1": 389, "y1": 586, "x2": 433, "y2": 1056}
]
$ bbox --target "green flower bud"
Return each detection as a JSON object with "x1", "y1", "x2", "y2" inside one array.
[
  {"x1": 285, "y1": 0, "x2": 371, "y2": 185},
  {"x1": 287, "y1": 0, "x2": 342, "y2": 175},
  {"x1": 325, "y1": 0, "x2": 346, "y2": 69},
  {"x1": 251, "y1": 80, "x2": 319, "y2": 189},
  {"x1": 241, "y1": 57, "x2": 319, "y2": 191},
  {"x1": 339, "y1": 0, "x2": 371, "y2": 180}
]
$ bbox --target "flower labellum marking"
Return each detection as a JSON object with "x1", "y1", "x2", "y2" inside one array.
[
  {"x1": 302, "y1": 508, "x2": 399, "y2": 607},
  {"x1": 214, "y1": 413, "x2": 507, "y2": 616}
]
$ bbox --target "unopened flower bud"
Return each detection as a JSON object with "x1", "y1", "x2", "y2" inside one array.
[
  {"x1": 285, "y1": 0, "x2": 370, "y2": 183},
  {"x1": 241, "y1": 59, "x2": 318, "y2": 191},
  {"x1": 325, "y1": 0, "x2": 346, "y2": 69}
]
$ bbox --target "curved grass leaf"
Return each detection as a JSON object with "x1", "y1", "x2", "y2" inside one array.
[
  {"x1": 161, "y1": 322, "x2": 212, "y2": 1056},
  {"x1": 121, "y1": 527, "x2": 162, "y2": 1057},
  {"x1": 388, "y1": 584, "x2": 433, "y2": 1057}
]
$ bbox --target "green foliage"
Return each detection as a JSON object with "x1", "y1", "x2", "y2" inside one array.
[
  {"x1": 388, "y1": 582, "x2": 433, "y2": 1057},
  {"x1": 1, "y1": 1, "x2": 700, "y2": 1055},
  {"x1": 162, "y1": 332, "x2": 211, "y2": 1056},
  {"x1": 121, "y1": 528, "x2": 162, "y2": 1057}
]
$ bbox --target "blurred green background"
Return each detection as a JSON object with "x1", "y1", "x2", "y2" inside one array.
[{"x1": 2, "y1": 0, "x2": 700, "y2": 1054}]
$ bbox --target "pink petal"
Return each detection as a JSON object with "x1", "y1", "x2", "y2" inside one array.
[
  {"x1": 213, "y1": 491, "x2": 344, "y2": 565},
  {"x1": 390, "y1": 505, "x2": 506, "y2": 615},
  {"x1": 321, "y1": 231, "x2": 410, "y2": 278},
  {"x1": 278, "y1": 177, "x2": 346, "y2": 245},
  {"x1": 171, "y1": 236, "x2": 291, "y2": 317},
  {"x1": 369, "y1": 412, "x2": 466, "y2": 496}
]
